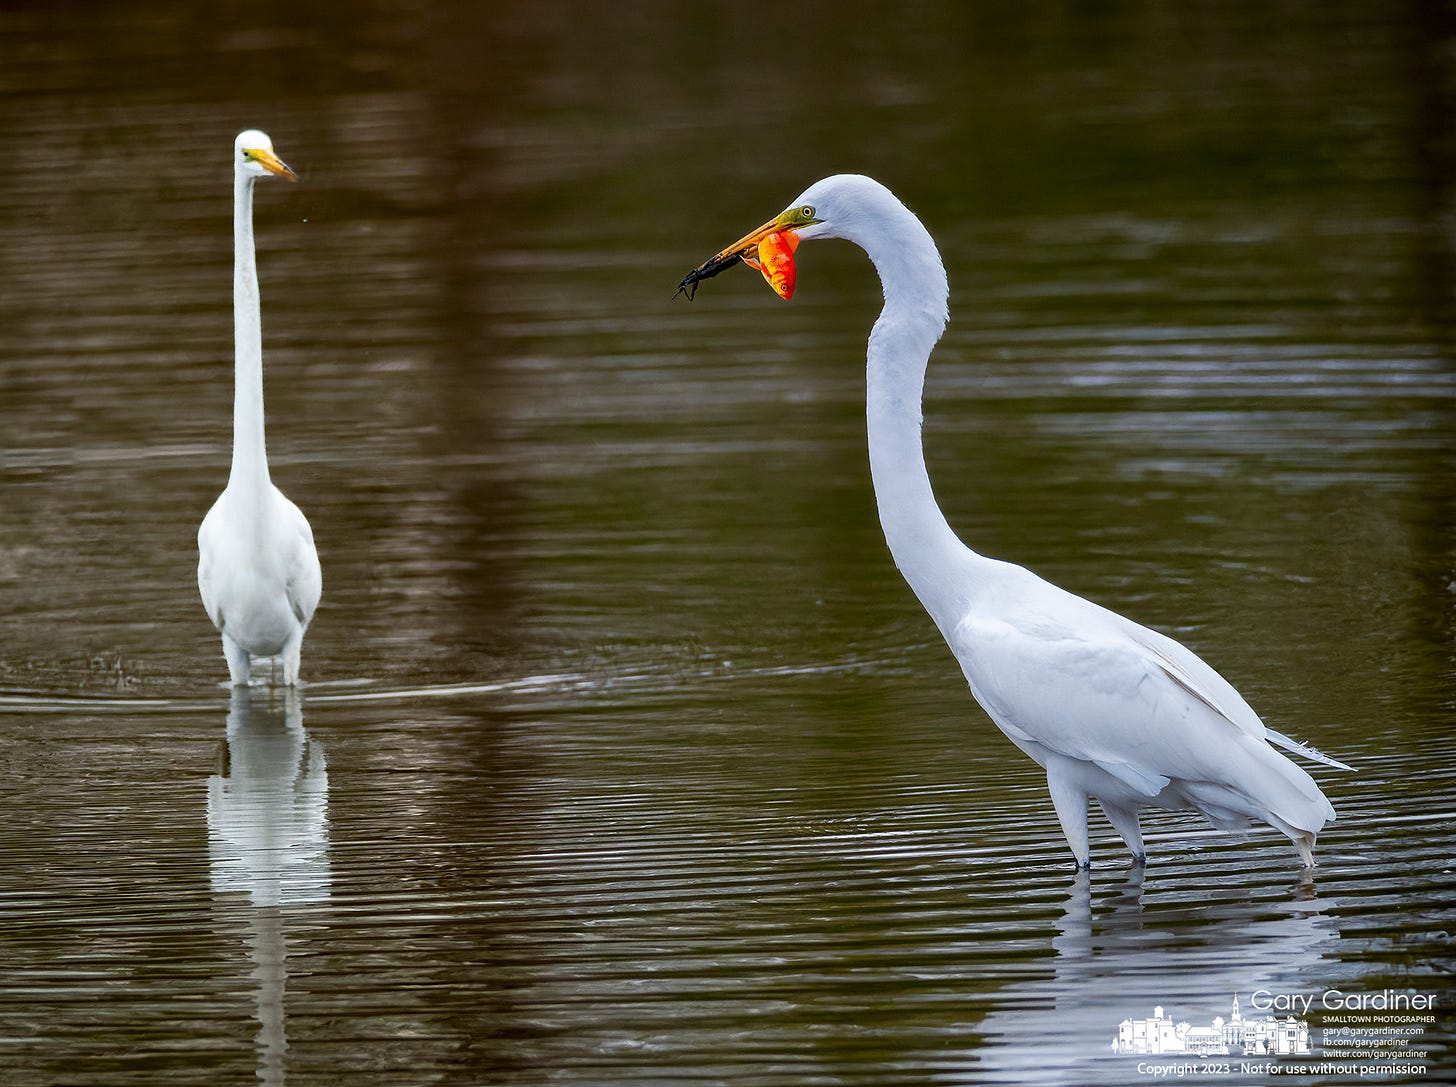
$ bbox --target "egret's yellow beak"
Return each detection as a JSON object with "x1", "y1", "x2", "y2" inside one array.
[
  {"x1": 707, "y1": 214, "x2": 797, "y2": 269},
  {"x1": 675, "y1": 203, "x2": 821, "y2": 301},
  {"x1": 244, "y1": 146, "x2": 298, "y2": 182}
]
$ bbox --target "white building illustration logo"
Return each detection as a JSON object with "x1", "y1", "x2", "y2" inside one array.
[{"x1": 1112, "y1": 994, "x2": 1311, "y2": 1056}]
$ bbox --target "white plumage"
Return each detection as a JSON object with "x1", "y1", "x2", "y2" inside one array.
[
  {"x1": 198, "y1": 130, "x2": 321, "y2": 687},
  {"x1": 685, "y1": 174, "x2": 1351, "y2": 867}
]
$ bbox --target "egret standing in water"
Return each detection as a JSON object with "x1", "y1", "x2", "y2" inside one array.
[
  {"x1": 678, "y1": 175, "x2": 1351, "y2": 868},
  {"x1": 198, "y1": 130, "x2": 321, "y2": 687}
]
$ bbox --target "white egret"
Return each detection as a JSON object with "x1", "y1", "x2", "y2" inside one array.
[
  {"x1": 679, "y1": 174, "x2": 1352, "y2": 868},
  {"x1": 197, "y1": 130, "x2": 321, "y2": 687}
]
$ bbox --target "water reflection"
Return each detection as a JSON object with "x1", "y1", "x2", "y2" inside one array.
[
  {"x1": 975, "y1": 870, "x2": 1338, "y2": 1084},
  {"x1": 207, "y1": 688, "x2": 330, "y2": 907},
  {"x1": 207, "y1": 688, "x2": 330, "y2": 1086}
]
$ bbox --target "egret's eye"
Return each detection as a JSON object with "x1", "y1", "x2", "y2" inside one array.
[{"x1": 800, "y1": 205, "x2": 816, "y2": 219}]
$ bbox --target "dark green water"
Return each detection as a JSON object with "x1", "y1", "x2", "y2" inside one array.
[{"x1": 1, "y1": 2, "x2": 1453, "y2": 1084}]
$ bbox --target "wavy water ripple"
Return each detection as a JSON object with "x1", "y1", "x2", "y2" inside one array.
[{"x1": 3, "y1": 1, "x2": 1454, "y2": 1084}]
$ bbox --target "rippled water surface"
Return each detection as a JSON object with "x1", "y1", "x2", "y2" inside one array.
[{"x1": 2, "y1": 2, "x2": 1454, "y2": 1084}]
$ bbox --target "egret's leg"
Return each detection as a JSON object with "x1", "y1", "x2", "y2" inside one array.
[
  {"x1": 1046, "y1": 765, "x2": 1091, "y2": 868},
  {"x1": 1099, "y1": 800, "x2": 1147, "y2": 864},
  {"x1": 1294, "y1": 831, "x2": 1316, "y2": 869},
  {"x1": 279, "y1": 630, "x2": 304, "y2": 687},
  {"x1": 221, "y1": 633, "x2": 251, "y2": 687}
]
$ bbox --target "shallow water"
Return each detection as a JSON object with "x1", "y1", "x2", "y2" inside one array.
[{"x1": 2, "y1": 2, "x2": 1454, "y2": 1084}]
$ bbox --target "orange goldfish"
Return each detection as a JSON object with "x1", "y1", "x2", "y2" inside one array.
[{"x1": 743, "y1": 230, "x2": 800, "y2": 300}]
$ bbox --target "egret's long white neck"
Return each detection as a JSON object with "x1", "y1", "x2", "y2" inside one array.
[
  {"x1": 230, "y1": 169, "x2": 270, "y2": 492},
  {"x1": 844, "y1": 188, "x2": 975, "y2": 625}
]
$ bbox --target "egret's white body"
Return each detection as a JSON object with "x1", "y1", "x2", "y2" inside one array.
[
  {"x1": 198, "y1": 130, "x2": 321, "y2": 687},
  {"x1": 687, "y1": 174, "x2": 1350, "y2": 867}
]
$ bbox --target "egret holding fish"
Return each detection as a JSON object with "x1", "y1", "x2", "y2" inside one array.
[{"x1": 678, "y1": 174, "x2": 1351, "y2": 868}]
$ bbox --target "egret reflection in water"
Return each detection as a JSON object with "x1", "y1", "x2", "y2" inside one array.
[
  {"x1": 207, "y1": 688, "x2": 330, "y2": 1087},
  {"x1": 207, "y1": 687, "x2": 330, "y2": 907},
  {"x1": 973, "y1": 871, "x2": 1340, "y2": 1084}
]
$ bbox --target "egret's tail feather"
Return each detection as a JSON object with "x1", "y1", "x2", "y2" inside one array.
[{"x1": 1267, "y1": 729, "x2": 1355, "y2": 772}]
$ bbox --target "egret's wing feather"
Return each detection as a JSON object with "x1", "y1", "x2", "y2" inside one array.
[
  {"x1": 275, "y1": 492, "x2": 322, "y2": 627},
  {"x1": 949, "y1": 575, "x2": 1342, "y2": 832},
  {"x1": 1128, "y1": 614, "x2": 1354, "y2": 771},
  {"x1": 1128, "y1": 621, "x2": 1267, "y2": 740},
  {"x1": 197, "y1": 502, "x2": 225, "y2": 628},
  {"x1": 951, "y1": 609, "x2": 1236, "y2": 791}
]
